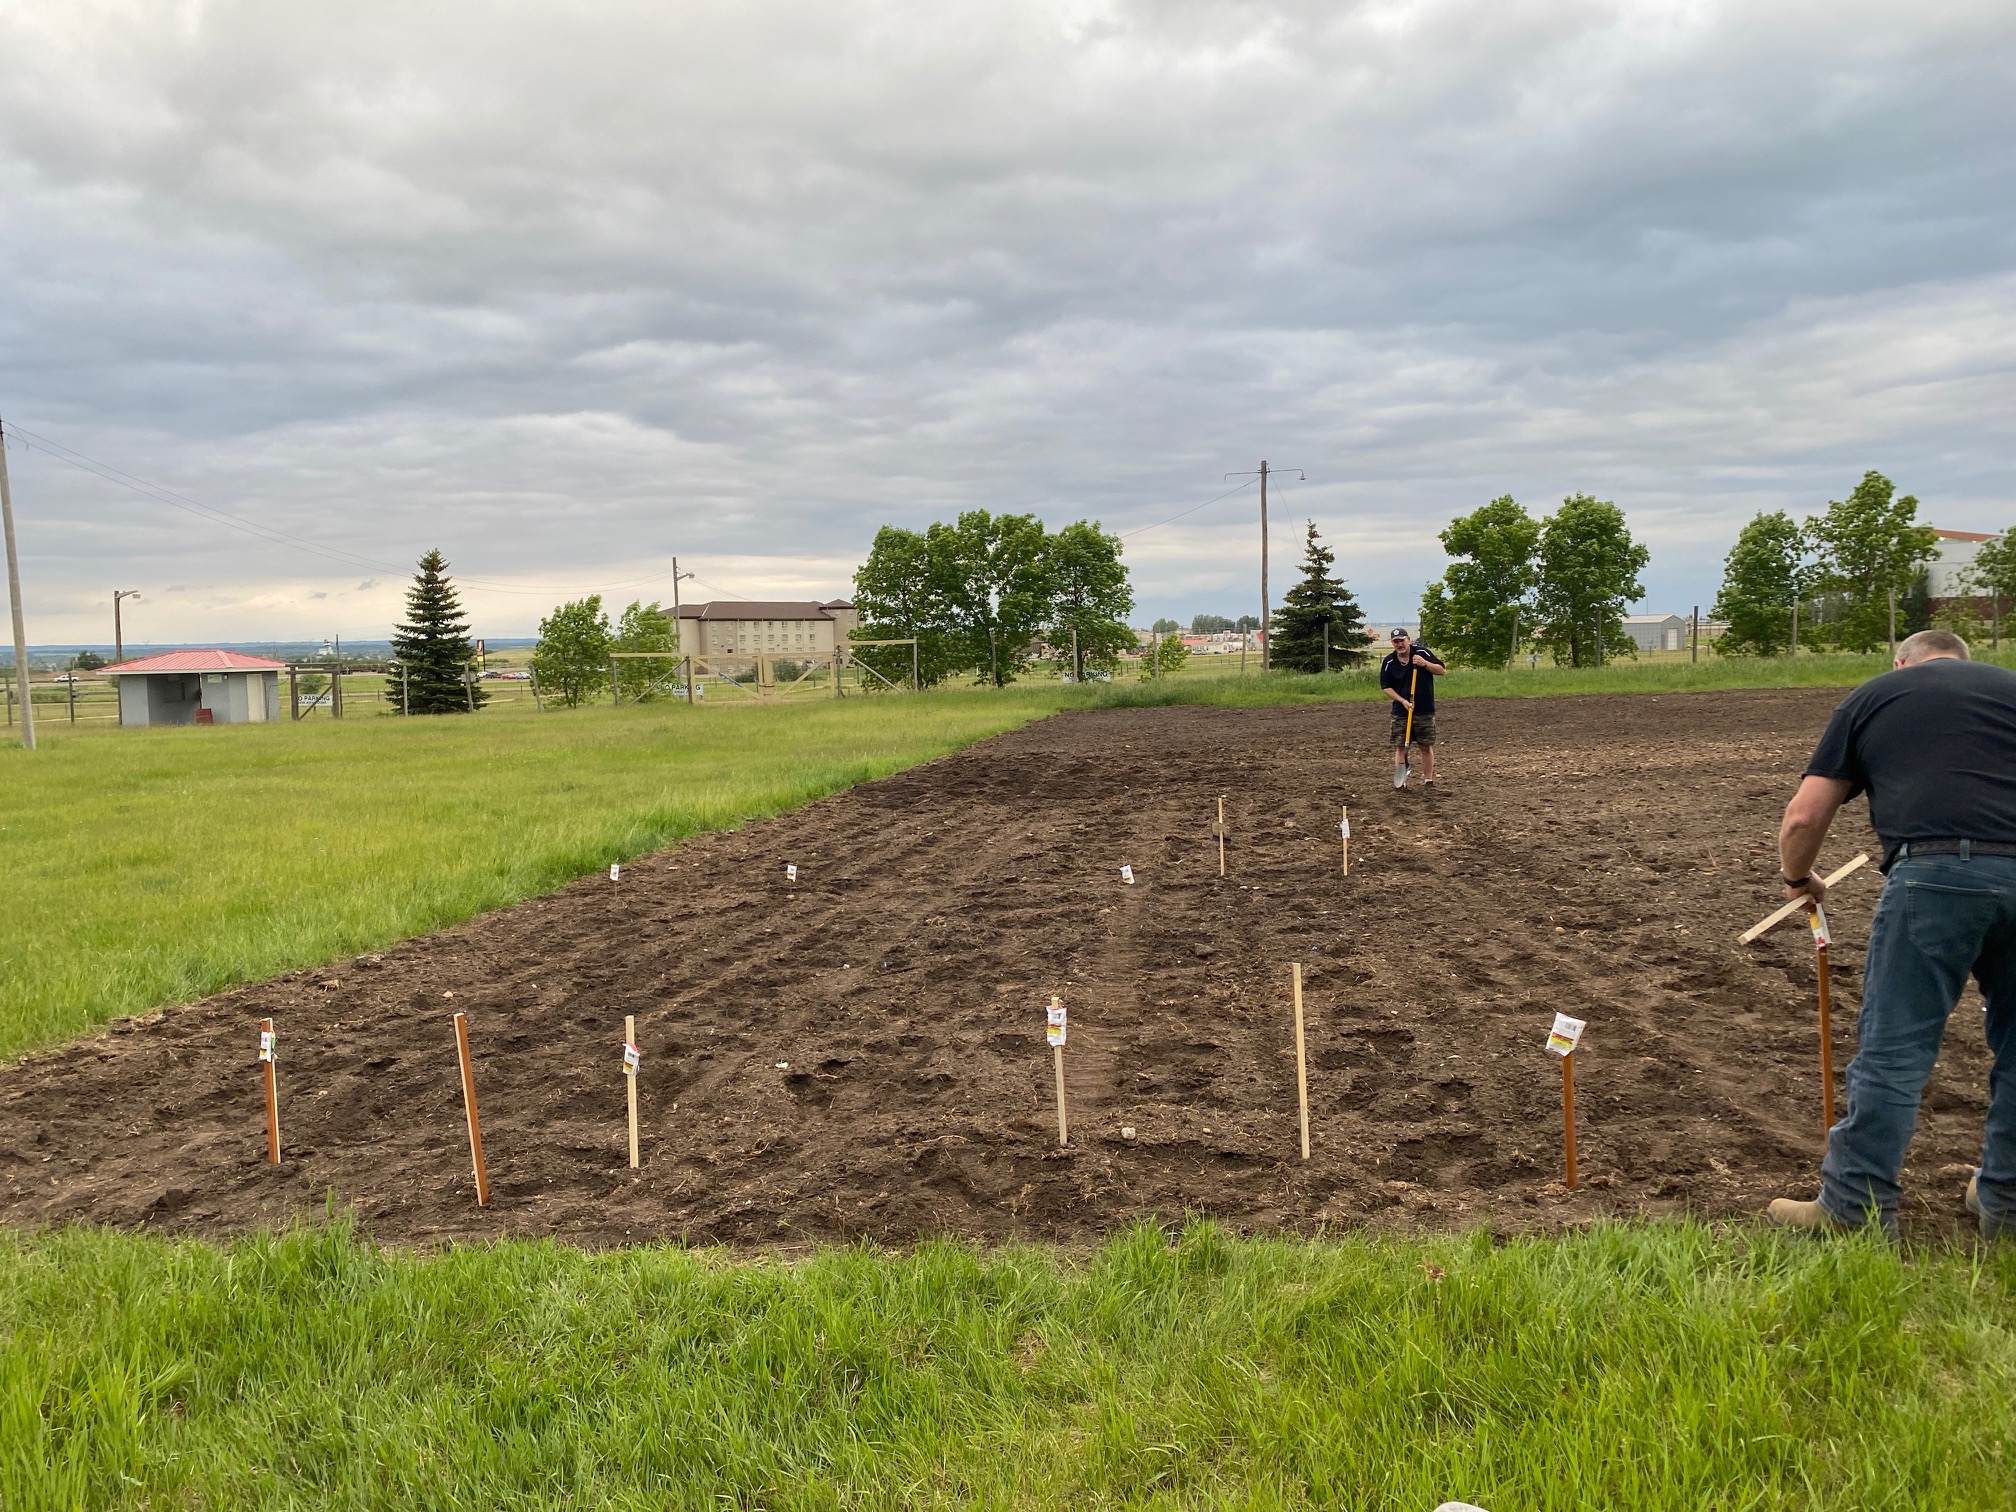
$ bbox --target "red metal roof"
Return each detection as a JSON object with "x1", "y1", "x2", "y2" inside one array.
[
  {"x1": 102, "y1": 650, "x2": 288, "y2": 674},
  {"x1": 1935, "y1": 529, "x2": 1999, "y2": 542}
]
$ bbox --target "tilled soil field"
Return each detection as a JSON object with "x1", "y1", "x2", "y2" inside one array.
[{"x1": 0, "y1": 690, "x2": 1994, "y2": 1248}]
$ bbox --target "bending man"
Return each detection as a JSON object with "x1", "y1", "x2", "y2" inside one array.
[
  {"x1": 1380, "y1": 628, "x2": 1446, "y2": 788},
  {"x1": 1768, "y1": 629, "x2": 2016, "y2": 1240}
]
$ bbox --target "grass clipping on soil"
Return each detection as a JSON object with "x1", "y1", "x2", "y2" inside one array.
[{"x1": 3, "y1": 1218, "x2": 2013, "y2": 1508}]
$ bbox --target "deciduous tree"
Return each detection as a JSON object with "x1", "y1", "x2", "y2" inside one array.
[
  {"x1": 531, "y1": 595, "x2": 613, "y2": 707},
  {"x1": 1804, "y1": 471, "x2": 1938, "y2": 652},
  {"x1": 1419, "y1": 496, "x2": 1540, "y2": 667},
  {"x1": 612, "y1": 599, "x2": 678, "y2": 700},
  {"x1": 1047, "y1": 520, "x2": 1135, "y2": 680},
  {"x1": 389, "y1": 549, "x2": 485, "y2": 713},
  {"x1": 1532, "y1": 495, "x2": 1649, "y2": 667},
  {"x1": 1713, "y1": 511, "x2": 1804, "y2": 657}
]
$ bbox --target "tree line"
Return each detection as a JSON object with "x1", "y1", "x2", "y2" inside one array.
[
  {"x1": 1714, "y1": 470, "x2": 2010, "y2": 656},
  {"x1": 1417, "y1": 494, "x2": 1649, "y2": 667}
]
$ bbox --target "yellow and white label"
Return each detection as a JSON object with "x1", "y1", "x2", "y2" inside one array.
[
  {"x1": 258, "y1": 1030, "x2": 276, "y2": 1063},
  {"x1": 1046, "y1": 1003, "x2": 1067, "y2": 1047},
  {"x1": 622, "y1": 1042, "x2": 641, "y2": 1075},
  {"x1": 786, "y1": 863, "x2": 798, "y2": 883},
  {"x1": 1120, "y1": 865, "x2": 1135, "y2": 885},
  {"x1": 1807, "y1": 904, "x2": 1831, "y2": 949},
  {"x1": 1546, "y1": 1013, "x2": 1585, "y2": 1057}
]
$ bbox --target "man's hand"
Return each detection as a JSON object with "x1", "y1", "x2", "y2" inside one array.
[
  {"x1": 1785, "y1": 874, "x2": 1828, "y2": 908},
  {"x1": 1398, "y1": 697, "x2": 1414, "y2": 711}
]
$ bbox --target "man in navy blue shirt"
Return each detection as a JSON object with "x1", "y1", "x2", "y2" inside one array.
[
  {"x1": 1380, "y1": 629, "x2": 1446, "y2": 788},
  {"x1": 1767, "y1": 629, "x2": 2016, "y2": 1241}
]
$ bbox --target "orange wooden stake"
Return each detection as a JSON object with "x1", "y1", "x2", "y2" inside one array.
[
  {"x1": 624, "y1": 1013, "x2": 641, "y2": 1170},
  {"x1": 1217, "y1": 795, "x2": 1227, "y2": 877},
  {"x1": 1047, "y1": 995, "x2": 1069, "y2": 1146},
  {"x1": 1561, "y1": 1052, "x2": 1578, "y2": 1189},
  {"x1": 258, "y1": 1017, "x2": 280, "y2": 1165},
  {"x1": 1291, "y1": 963, "x2": 1311, "y2": 1160},
  {"x1": 453, "y1": 1011, "x2": 490, "y2": 1206},
  {"x1": 1809, "y1": 905, "x2": 1837, "y2": 1142},
  {"x1": 1340, "y1": 805, "x2": 1350, "y2": 877}
]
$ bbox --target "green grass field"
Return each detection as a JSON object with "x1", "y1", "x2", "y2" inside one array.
[{"x1": 4, "y1": 1217, "x2": 2013, "y2": 1508}]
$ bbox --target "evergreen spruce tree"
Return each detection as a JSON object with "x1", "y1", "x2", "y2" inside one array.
[
  {"x1": 389, "y1": 549, "x2": 485, "y2": 713},
  {"x1": 1270, "y1": 521, "x2": 1366, "y2": 672}
]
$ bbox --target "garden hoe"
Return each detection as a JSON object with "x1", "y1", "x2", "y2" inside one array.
[{"x1": 1393, "y1": 664, "x2": 1420, "y2": 788}]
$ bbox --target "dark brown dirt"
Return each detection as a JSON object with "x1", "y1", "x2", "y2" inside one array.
[{"x1": 0, "y1": 691, "x2": 1995, "y2": 1249}]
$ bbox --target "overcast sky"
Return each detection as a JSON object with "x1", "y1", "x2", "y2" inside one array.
[{"x1": 3, "y1": 0, "x2": 2012, "y2": 645}]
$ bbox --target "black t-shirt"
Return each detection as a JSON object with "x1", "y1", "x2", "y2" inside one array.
[
  {"x1": 1804, "y1": 658, "x2": 2016, "y2": 851},
  {"x1": 1380, "y1": 646, "x2": 1443, "y2": 715}
]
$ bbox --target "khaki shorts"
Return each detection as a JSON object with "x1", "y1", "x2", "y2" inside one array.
[{"x1": 1390, "y1": 708, "x2": 1436, "y2": 747}]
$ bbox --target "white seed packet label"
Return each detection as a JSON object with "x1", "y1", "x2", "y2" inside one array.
[
  {"x1": 1806, "y1": 904, "x2": 1831, "y2": 948},
  {"x1": 1046, "y1": 1004, "x2": 1067, "y2": 1047},
  {"x1": 1339, "y1": 816, "x2": 1351, "y2": 839},
  {"x1": 610, "y1": 864, "x2": 621, "y2": 882},
  {"x1": 622, "y1": 1042, "x2": 641, "y2": 1075},
  {"x1": 1120, "y1": 865, "x2": 1135, "y2": 885},
  {"x1": 786, "y1": 864, "x2": 798, "y2": 883},
  {"x1": 1546, "y1": 1013, "x2": 1585, "y2": 1057},
  {"x1": 258, "y1": 1030, "x2": 276, "y2": 1063}
]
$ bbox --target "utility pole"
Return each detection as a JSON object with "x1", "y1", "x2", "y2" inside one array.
[
  {"x1": 670, "y1": 556, "x2": 697, "y2": 705},
  {"x1": 114, "y1": 589, "x2": 141, "y2": 663},
  {"x1": 1225, "y1": 461, "x2": 1304, "y2": 672},
  {"x1": 0, "y1": 414, "x2": 35, "y2": 750}
]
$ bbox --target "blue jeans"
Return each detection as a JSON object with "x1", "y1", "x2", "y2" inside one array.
[{"x1": 1820, "y1": 852, "x2": 2016, "y2": 1234}]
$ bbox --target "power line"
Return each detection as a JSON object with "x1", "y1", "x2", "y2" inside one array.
[{"x1": 1119, "y1": 477, "x2": 1261, "y2": 539}]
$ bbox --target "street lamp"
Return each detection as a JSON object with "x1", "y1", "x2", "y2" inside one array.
[{"x1": 113, "y1": 590, "x2": 142, "y2": 662}]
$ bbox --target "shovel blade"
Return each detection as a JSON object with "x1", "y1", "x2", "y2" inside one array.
[{"x1": 1392, "y1": 761, "x2": 1411, "y2": 789}]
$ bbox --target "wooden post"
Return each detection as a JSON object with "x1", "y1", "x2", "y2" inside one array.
[
  {"x1": 453, "y1": 1011, "x2": 491, "y2": 1206},
  {"x1": 1810, "y1": 906, "x2": 1837, "y2": 1140},
  {"x1": 1562, "y1": 1052, "x2": 1578, "y2": 1188},
  {"x1": 1291, "y1": 963, "x2": 1311, "y2": 1160},
  {"x1": 259, "y1": 1018, "x2": 280, "y2": 1165},
  {"x1": 400, "y1": 663, "x2": 410, "y2": 716},
  {"x1": 611, "y1": 655, "x2": 621, "y2": 706},
  {"x1": 1340, "y1": 805, "x2": 1350, "y2": 876},
  {"x1": 528, "y1": 665, "x2": 544, "y2": 712},
  {"x1": 624, "y1": 1014, "x2": 640, "y2": 1170},
  {"x1": 1047, "y1": 995, "x2": 1068, "y2": 1146},
  {"x1": 289, "y1": 664, "x2": 300, "y2": 721},
  {"x1": 1217, "y1": 794, "x2": 1227, "y2": 877}
]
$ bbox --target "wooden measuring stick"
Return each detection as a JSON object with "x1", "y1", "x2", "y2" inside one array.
[
  {"x1": 1217, "y1": 795, "x2": 1227, "y2": 877},
  {"x1": 1340, "y1": 805, "x2": 1350, "y2": 877},
  {"x1": 1738, "y1": 853, "x2": 1870, "y2": 942},
  {"x1": 1047, "y1": 995, "x2": 1069, "y2": 1146},
  {"x1": 453, "y1": 1011, "x2": 491, "y2": 1206},
  {"x1": 1562, "y1": 1052, "x2": 1578, "y2": 1189},
  {"x1": 1291, "y1": 963, "x2": 1311, "y2": 1160},
  {"x1": 624, "y1": 1014, "x2": 640, "y2": 1170},
  {"x1": 259, "y1": 1017, "x2": 280, "y2": 1165}
]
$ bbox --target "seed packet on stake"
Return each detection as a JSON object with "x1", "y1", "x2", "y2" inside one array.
[
  {"x1": 1120, "y1": 865, "x2": 1135, "y2": 885},
  {"x1": 610, "y1": 863, "x2": 621, "y2": 882},
  {"x1": 623, "y1": 1041, "x2": 641, "y2": 1075},
  {"x1": 258, "y1": 1029, "x2": 276, "y2": 1063},
  {"x1": 1546, "y1": 1013, "x2": 1585, "y2": 1057},
  {"x1": 1339, "y1": 815, "x2": 1351, "y2": 839},
  {"x1": 1806, "y1": 904, "x2": 1831, "y2": 948},
  {"x1": 1046, "y1": 1001, "x2": 1067, "y2": 1047},
  {"x1": 786, "y1": 863, "x2": 798, "y2": 883}
]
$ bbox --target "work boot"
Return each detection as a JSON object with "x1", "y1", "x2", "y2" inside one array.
[
  {"x1": 1765, "y1": 1197, "x2": 1851, "y2": 1233},
  {"x1": 1966, "y1": 1169, "x2": 2016, "y2": 1240}
]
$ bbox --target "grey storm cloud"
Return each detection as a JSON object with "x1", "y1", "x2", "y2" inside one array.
[{"x1": 1, "y1": 0, "x2": 2012, "y2": 642}]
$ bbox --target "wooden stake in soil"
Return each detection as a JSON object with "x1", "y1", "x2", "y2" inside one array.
[
  {"x1": 1339, "y1": 806, "x2": 1350, "y2": 877},
  {"x1": 453, "y1": 1011, "x2": 491, "y2": 1206},
  {"x1": 258, "y1": 1018, "x2": 280, "y2": 1165},
  {"x1": 1808, "y1": 904, "x2": 1837, "y2": 1140},
  {"x1": 1047, "y1": 996, "x2": 1069, "y2": 1146},
  {"x1": 1546, "y1": 1013, "x2": 1585, "y2": 1188},
  {"x1": 1217, "y1": 795, "x2": 1227, "y2": 877},
  {"x1": 1290, "y1": 963, "x2": 1311, "y2": 1160},
  {"x1": 623, "y1": 1015, "x2": 641, "y2": 1169}
]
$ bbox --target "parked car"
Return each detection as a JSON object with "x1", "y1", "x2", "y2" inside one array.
[{"x1": 480, "y1": 669, "x2": 532, "y2": 681}]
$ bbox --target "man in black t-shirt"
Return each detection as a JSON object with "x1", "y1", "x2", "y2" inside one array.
[
  {"x1": 1380, "y1": 629, "x2": 1446, "y2": 788},
  {"x1": 1766, "y1": 630, "x2": 2016, "y2": 1241}
]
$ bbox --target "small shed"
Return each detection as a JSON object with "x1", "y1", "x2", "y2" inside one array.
[
  {"x1": 103, "y1": 650, "x2": 285, "y2": 727},
  {"x1": 1623, "y1": 614, "x2": 1688, "y2": 652}
]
